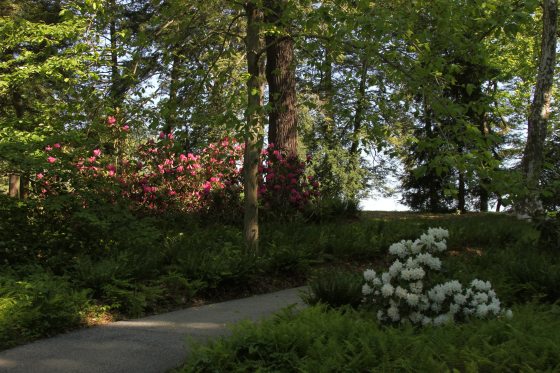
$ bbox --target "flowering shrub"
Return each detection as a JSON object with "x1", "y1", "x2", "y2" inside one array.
[
  {"x1": 362, "y1": 228, "x2": 512, "y2": 326},
  {"x1": 36, "y1": 116, "x2": 244, "y2": 214},
  {"x1": 259, "y1": 144, "x2": 319, "y2": 212}
]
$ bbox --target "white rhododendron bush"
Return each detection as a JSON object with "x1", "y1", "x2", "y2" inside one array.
[{"x1": 363, "y1": 228, "x2": 512, "y2": 326}]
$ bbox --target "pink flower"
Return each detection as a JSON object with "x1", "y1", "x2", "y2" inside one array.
[
  {"x1": 107, "y1": 116, "x2": 117, "y2": 125},
  {"x1": 179, "y1": 154, "x2": 188, "y2": 162},
  {"x1": 202, "y1": 181, "x2": 212, "y2": 193},
  {"x1": 122, "y1": 124, "x2": 130, "y2": 132},
  {"x1": 266, "y1": 173, "x2": 275, "y2": 181},
  {"x1": 88, "y1": 156, "x2": 96, "y2": 163},
  {"x1": 167, "y1": 133, "x2": 174, "y2": 140},
  {"x1": 53, "y1": 143, "x2": 61, "y2": 149},
  {"x1": 36, "y1": 173, "x2": 44, "y2": 179},
  {"x1": 159, "y1": 132, "x2": 165, "y2": 139},
  {"x1": 106, "y1": 164, "x2": 116, "y2": 172},
  {"x1": 176, "y1": 165, "x2": 184, "y2": 173},
  {"x1": 45, "y1": 145, "x2": 52, "y2": 152},
  {"x1": 93, "y1": 149, "x2": 101, "y2": 157},
  {"x1": 157, "y1": 164, "x2": 165, "y2": 174},
  {"x1": 168, "y1": 190, "x2": 177, "y2": 196},
  {"x1": 210, "y1": 176, "x2": 220, "y2": 183},
  {"x1": 47, "y1": 156, "x2": 57, "y2": 164}
]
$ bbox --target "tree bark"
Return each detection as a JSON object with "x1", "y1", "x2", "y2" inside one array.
[
  {"x1": 350, "y1": 57, "x2": 368, "y2": 156},
  {"x1": 519, "y1": 0, "x2": 557, "y2": 217},
  {"x1": 243, "y1": 2, "x2": 265, "y2": 254},
  {"x1": 265, "y1": 0, "x2": 297, "y2": 157},
  {"x1": 109, "y1": 0, "x2": 120, "y2": 104}
]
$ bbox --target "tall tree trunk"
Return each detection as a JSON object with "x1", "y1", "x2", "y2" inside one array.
[
  {"x1": 8, "y1": 90, "x2": 26, "y2": 198},
  {"x1": 519, "y1": 0, "x2": 557, "y2": 217},
  {"x1": 164, "y1": 53, "x2": 181, "y2": 133},
  {"x1": 109, "y1": 0, "x2": 120, "y2": 105},
  {"x1": 243, "y1": 2, "x2": 265, "y2": 254},
  {"x1": 265, "y1": 0, "x2": 297, "y2": 157},
  {"x1": 350, "y1": 58, "x2": 368, "y2": 156},
  {"x1": 319, "y1": 47, "x2": 335, "y2": 146}
]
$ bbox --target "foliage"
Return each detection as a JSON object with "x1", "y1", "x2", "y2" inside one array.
[
  {"x1": 0, "y1": 269, "x2": 90, "y2": 350},
  {"x1": 363, "y1": 228, "x2": 510, "y2": 326},
  {"x1": 177, "y1": 304, "x2": 560, "y2": 372},
  {"x1": 302, "y1": 269, "x2": 363, "y2": 308},
  {"x1": 259, "y1": 144, "x2": 319, "y2": 215}
]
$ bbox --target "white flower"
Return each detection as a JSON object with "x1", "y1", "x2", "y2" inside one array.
[
  {"x1": 427, "y1": 227, "x2": 449, "y2": 240},
  {"x1": 505, "y1": 309, "x2": 513, "y2": 319},
  {"x1": 363, "y1": 269, "x2": 377, "y2": 282},
  {"x1": 389, "y1": 242, "x2": 407, "y2": 258},
  {"x1": 388, "y1": 260, "x2": 403, "y2": 276},
  {"x1": 395, "y1": 286, "x2": 408, "y2": 299},
  {"x1": 433, "y1": 240, "x2": 447, "y2": 252},
  {"x1": 387, "y1": 306, "x2": 400, "y2": 321},
  {"x1": 406, "y1": 293, "x2": 419, "y2": 306},
  {"x1": 381, "y1": 283, "x2": 395, "y2": 297},
  {"x1": 409, "y1": 312, "x2": 423, "y2": 323},
  {"x1": 433, "y1": 314, "x2": 451, "y2": 326},
  {"x1": 442, "y1": 280, "x2": 462, "y2": 293},
  {"x1": 411, "y1": 239, "x2": 423, "y2": 254},
  {"x1": 449, "y1": 303, "x2": 460, "y2": 314},
  {"x1": 372, "y1": 278, "x2": 382, "y2": 286},
  {"x1": 471, "y1": 279, "x2": 492, "y2": 292},
  {"x1": 405, "y1": 257, "x2": 419, "y2": 269},
  {"x1": 409, "y1": 281, "x2": 423, "y2": 294},
  {"x1": 415, "y1": 253, "x2": 442, "y2": 270},
  {"x1": 476, "y1": 304, "x2": 489, "y2": 318},
  {"x1": 381, "y1": 272, "x2": 392, "y2": 284},
  {"x1": 377, "y1": 310, "x2": 385, "y2": 321},
  {"x1": 453, "y1": 293, "x2": 467, "y2": 305},
  {"x1": 473, "y1": 292, "x2": 489, "y2": 304},
  {"x1": 401, "y1": 267, "x2": 425, "y2": 281},
  {"x1": 362, "y1": 283, "x2": 374, "y2": 296},
  {"x1": 422, "y1": 316, "x2": 432, "y2": 325}
]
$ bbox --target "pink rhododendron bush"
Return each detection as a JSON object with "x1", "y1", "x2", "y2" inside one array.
[
  {"x1": 34, "y1": 117, "x2": 320, "y2": 217},
  {"x1": 362, "y1": 228, "x2": 513, "y2": 326},
  {"x1": 36, "y1": 116, "x2": 244, "y2": 215},
  {"x1": 259, "y1": 144, "x2": 320, "y2": 213}
]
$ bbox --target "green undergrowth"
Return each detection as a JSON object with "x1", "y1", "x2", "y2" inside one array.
[
  {"x1": 178, "y1": 304, "x2": 560, "y2": 372},
  {"x1": 0, "y1": 211, "x2": 542, "y2": 350}
]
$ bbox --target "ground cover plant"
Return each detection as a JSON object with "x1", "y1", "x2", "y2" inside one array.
[
  {"x1": 175, "y1": 216, "x2": 560, "y2": 372},
  {"x1": 0, "y1": 211, "x2": 538, "y2": 351}
]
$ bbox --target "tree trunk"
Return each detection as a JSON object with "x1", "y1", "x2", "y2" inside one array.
[
  {"x1": 243, "y1": 2, "x2": 265, "y2": 254},
  {"x1": 350, "y1": 58, "x2": 368, "y2": 156},
  {"x1": 9, "y1": 175, "x2": 20, "y2": 198},
  {"x1": 519, "y1": 0, "x2": 557, "y2": 217},
  {"x1": 319, "y1": 47, "x2": 335, "y2": 146},
  {"x1": 265, "y1": 0, "x2": 297, "y2": 157},
  {"x1": 109, "y1": 0, "x2": 120, "y2": 104},
  {"x1": 165, "y1": 53, "x2": 181, "y2": 133}
]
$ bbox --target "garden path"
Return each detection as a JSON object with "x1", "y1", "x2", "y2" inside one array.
[{"x1": 0, "y1": 286, "x2": 306, "y2": 373}]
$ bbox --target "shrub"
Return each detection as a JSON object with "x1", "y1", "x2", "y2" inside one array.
[
  {"x1": 302, "y1": 269, "x2": 363, "y2": 308},
  {"x1": 178, "y1": 305, "x2": 560, "y2": 372},
  {"x1": 0, "y1": 270, "x2": 90, "y2": 350},
  {"x1": 362, "y1": 228, "x2": 511, "y2": 325}
]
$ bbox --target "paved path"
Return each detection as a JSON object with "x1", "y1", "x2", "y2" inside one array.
[{"x1": 0, "y1": 287, "x2": 306, "y2": 373}]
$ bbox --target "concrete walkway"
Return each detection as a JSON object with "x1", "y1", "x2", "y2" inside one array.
[{"x1": 0, "y1": 287, "x2": 306, "y2": 373}]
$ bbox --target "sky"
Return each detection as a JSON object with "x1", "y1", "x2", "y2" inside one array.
[{"x1": 360, "y1": 194, "x2": 409, "y2": 211}]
